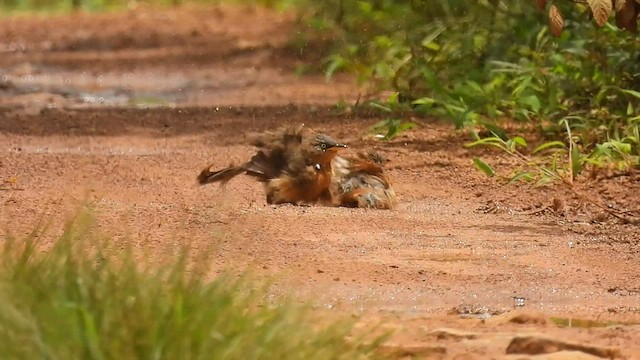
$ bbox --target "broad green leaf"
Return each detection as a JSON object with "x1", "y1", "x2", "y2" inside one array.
[
  {"x1": 512, "y1": 136, "x2": 528, "y2": 148},
  {"x1": 385, "y1": 125, "x2": 398, "y2": 139},
  {"x1": 584, "y1": 157, "x2": 604, "y2": 166},
  {"x1": 620, "y1": 89, "x2": 640, "y2": 99},
  {"x1": 443, "y1": 103, "x2": 467, "y2": 114},
  {"x1": 593, "y1": 143, "x2": 612, "y2": 158},
  {"x1": 369, "y1": 102, "x2": 393, "y2": 113},
  {"x1": 519, "y1": 95, "x2": 541, "y2": 113},
  {"x1": 472, "y1": 158, "x2": 495, "y2": 177},
  {"x1": 532, "y1": 141, "x2": 566, "y2": 153},
  {"x1": 571, "y1": 145, "x2": 583, "y2": 180},
  {"x1": 411, "y1": 97, "x2": 436, "y2": 106},
  {"x1": 464, "y1": 137, "x2": 504, "y2": 148},
  {"x1": 423, "y1": 42, "x2": 441, "y2": 51},
  {"x1": 614, "y1": 141, "x2": 632, "y2": 154}
]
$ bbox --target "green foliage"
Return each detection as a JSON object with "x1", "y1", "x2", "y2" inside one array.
[
  {"x1": 367, "y1": 92, "x2": 416, "y2": 141},
  {"x1": 306, "y1": 0, "x2": 640, "y2": 180},
  {"x1": 369, "y1": 118, "x2": 416, "y2": 141},
  {"x1": 466, "y1": 117, "x2": 639, "y2": 185},
  {"x1": 466, "y1": 131, "x2": 568, "y2": 186},
  {"x1": 472, "y1": 158, "x2": 496, "y2": 177},
  {"x1": 0, "y1": 210, "x2": 385, "y2": 359}
]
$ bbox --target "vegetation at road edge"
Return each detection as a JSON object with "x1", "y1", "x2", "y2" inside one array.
[
  {"x1": 298, "y1": 0, "x2": 640, "y2": 185},
  {"x1": 0, "y1": 209, "x2": 385, "y2": 359}
]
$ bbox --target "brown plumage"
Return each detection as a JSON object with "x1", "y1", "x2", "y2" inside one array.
[
  {"x1": 330, "y1": 151, "x2": 397, "y2": 210},
  {"x1": 197, "y1": 125, "x2": 347, "y2": 205}
]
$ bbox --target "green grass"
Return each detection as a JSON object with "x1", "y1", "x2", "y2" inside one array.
[{"x1": 0, "y1": 209, "x2": 385, "y2": 359}]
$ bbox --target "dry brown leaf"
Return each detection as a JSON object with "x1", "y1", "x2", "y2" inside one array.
[
  {"x1": 588, "y1": 0, "x2": 614, "y2": 26},
  {"x1": 615, "y1": 0, "x2": 640, "y2": 32},
  {"x1": 549, "y1": 5, "x2": 565, "y2": 36},
  {"x1": 536, "y1": 0, "x2": 548, "y2": 10}
]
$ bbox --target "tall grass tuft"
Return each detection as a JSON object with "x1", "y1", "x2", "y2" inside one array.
[{"x1": 0, "y1": 210, "x2": 384, "y2": 359}]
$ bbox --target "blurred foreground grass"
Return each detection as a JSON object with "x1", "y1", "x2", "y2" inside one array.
[{"x1": 0, "y1": 209, "x2": 384, "y2": 359}]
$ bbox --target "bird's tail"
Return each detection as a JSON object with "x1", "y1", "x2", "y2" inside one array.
[
  {"x1": 197, "y1": 165, "x2": 246, "y2": 186},
  {"x1": 197, "y1": 151, "x2": 276, "y2": 186}
]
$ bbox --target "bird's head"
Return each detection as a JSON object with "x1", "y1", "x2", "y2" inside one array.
[{"x1": 312, "y1": 133, "x2": 347, "y2": 153}]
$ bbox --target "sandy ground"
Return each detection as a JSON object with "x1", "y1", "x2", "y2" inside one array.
[{"x1": 1, "y1": 5, "x2": 640, "y2": 359}]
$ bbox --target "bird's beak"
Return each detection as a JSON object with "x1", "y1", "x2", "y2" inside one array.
[{"x1": 327, "y1": 143, "x2": 347, "y2": 152}]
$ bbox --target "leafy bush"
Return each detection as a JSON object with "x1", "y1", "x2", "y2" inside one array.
[
  {"x1": 304, "y1": 0, "x2": 640, "y2": 181},
  {"x1": 0, "y1": 210, "x2": 384, "y2": 359}
]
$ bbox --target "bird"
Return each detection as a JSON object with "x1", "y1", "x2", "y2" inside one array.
[
  {"x1": 330, "y1": 151, "x2": 397, "y2": 210},
  {"x1": 197, "y1": 125, "x2": 347, "y2": 206}
]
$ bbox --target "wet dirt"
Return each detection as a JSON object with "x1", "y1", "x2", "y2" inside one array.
[{"x1": 1, "y1": 5, "x2": 640, "y2": 359}]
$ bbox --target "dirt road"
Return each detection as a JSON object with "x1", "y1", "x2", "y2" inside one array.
[{"x1": 1, "y1": 5, "x2": 639, "y2": 358}]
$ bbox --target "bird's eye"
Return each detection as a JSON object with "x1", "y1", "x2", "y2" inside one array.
[{"x1": 320, "y1": 143, "x2": 327, "y2": 149}]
